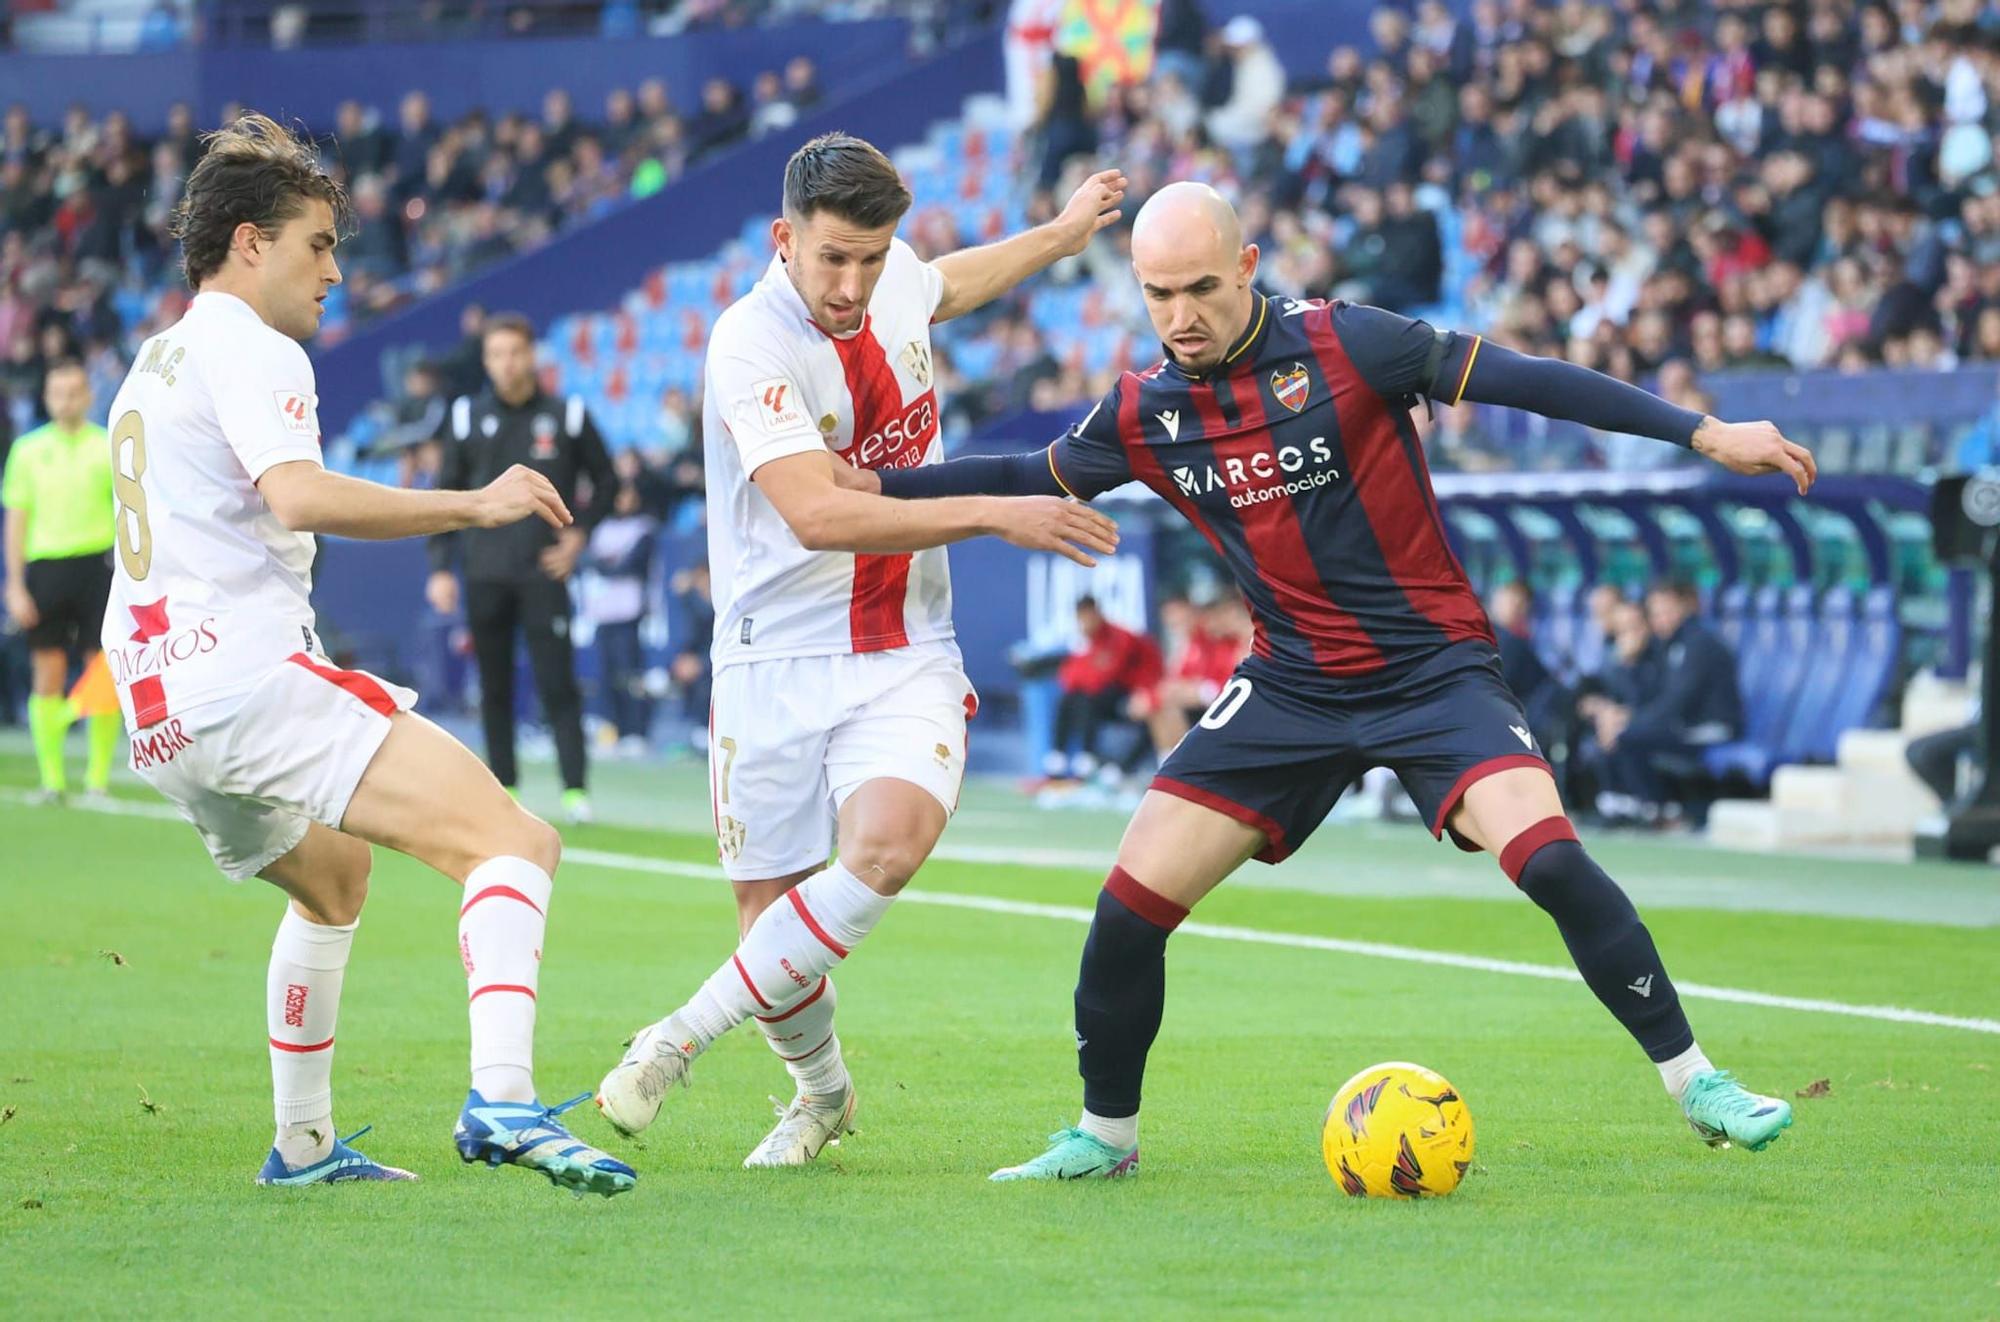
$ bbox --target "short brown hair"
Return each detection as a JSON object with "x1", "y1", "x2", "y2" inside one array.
[
  {"x1": 782, "y1": 132, "x2": 910, "y2": 229},
  {"x1": 172, "y1": 112, "x2": 350, "y2": 289},
  {"x1": 482, "y1": 311, "x2": 536, "y2": 345}
]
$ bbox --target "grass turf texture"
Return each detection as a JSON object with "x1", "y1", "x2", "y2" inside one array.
[{"x1": 2, "y1": 751, "x2": 1997, "y2": 1317}]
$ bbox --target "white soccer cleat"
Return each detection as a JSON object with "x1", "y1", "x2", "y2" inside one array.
[
  {"x1": 594, "y1": 1021, "x2": 693, "y2": 1137},
  {"x1": 742, "y1": 1088, "x2": 857, "y2": 1168}
]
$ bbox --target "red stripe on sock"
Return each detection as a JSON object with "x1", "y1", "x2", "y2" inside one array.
[
  {"x1": 468, "y1": 983, "x2": 537, "y2": 1003},
  {"x1": 733, "y1": 954, "x2": 773, "y2": 1010},
  {"x1": 458, "y1": 884, "x2": 546, "y2": 919},
  {"x1": 1499, "y1": 815, "x2": 1580, "y2": 884},
  {"x1": 269, "y1": 1035, "x2": 335, "y2": 1053},
  {"x1": 788, "y1": 888, "x2": 850, "y2": 958},
  {"x1": 775, "y1": 1032, "x2": 835, "y2": 1062},
  {"x1": 1104, "y1": 865, "x2": 1189, "y2": 931},
  {"x1": 755, "y1": 976, "x2": 827, "y2": 1024}
]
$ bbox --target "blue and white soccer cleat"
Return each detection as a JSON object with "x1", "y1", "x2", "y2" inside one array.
[
  {"x1": 453, "y1": 1089, "x2": 637, "y2": 1197},
  {"x1": 989, "y1": 1127, "x2": 1139, "y2": 1182},
  {"x1": 254, "y1": 1125, "x2": 418, "y2": 1186},
  {"x1": 1681, "y1": 1070, "x2": 1794, "y2": 1151}
]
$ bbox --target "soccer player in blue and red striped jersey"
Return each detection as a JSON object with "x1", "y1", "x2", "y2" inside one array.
[{"x1": 848, "y1": 183, "x2": 1813, "y2": 1178}]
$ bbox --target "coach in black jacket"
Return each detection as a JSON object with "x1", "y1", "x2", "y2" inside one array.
[
  {"x1": 1597, "y1": 579, "x2": 1742, "y2": 814},
  {"x1": 426, "y1": 312, "x2": 619, "y2": 821}
]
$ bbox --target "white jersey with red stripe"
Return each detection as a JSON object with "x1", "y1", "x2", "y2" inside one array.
[
  {"x1": 99, "y1": 291, "x2": 327, "y2": 733},
  {"x1": 702, "y1": 238, "x2": 955, "y2": 670}
]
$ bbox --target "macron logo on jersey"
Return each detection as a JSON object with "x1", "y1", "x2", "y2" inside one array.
[{"x1": 1157, "y1": 409, "x2": 1181, "y2": 442}]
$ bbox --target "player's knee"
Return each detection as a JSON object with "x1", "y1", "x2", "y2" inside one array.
[
  {"x1": 838, "y1": 832, "x2": 927, "y2": 893},
  {"x1": 312, "y1": 836, "x2": 373, "y2": 926},
  {"x1": 513, "y1": 811, "x2": 563, "y2": 876}
]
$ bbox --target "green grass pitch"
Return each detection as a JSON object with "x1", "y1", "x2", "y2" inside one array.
[{"x1": 2, "y1": 748, "x2": 1997, "y2": 1317}]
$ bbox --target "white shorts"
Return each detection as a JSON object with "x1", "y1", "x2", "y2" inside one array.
[
  {"x1": 709, "y1": 640, "x2": 975, "y2": 881},
  {"x1": 131, "y1": 653, "x2": 418, "y2": 881}
]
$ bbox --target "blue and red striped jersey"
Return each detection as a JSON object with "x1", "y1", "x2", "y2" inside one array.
[{"x1": 1047, "y1": 294, "x2": 1493, "y2": 683}]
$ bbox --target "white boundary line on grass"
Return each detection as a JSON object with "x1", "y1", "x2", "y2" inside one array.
[
  {"x1": 563, "y1": 847, "x2": 2000, "y2": 1038},
  {"x1": 14, "y1": 795, "x2": 1993, "y2": 1038}
]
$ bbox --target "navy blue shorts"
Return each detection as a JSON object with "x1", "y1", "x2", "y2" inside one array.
[{"x1": 1152, "y1": 642, "x2": 1548, "y2": 863}]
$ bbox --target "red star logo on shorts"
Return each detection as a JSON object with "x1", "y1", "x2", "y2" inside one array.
[{"x1": 128, "y1": 597, "x2": 171, "y2": 643}]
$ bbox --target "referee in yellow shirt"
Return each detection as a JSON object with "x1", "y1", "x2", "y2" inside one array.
[{"x1": 2, "y1": 361, "x2": 118, "y2": 801}]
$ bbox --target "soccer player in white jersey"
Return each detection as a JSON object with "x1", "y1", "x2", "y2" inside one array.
[
  {"x1": 102, "y1": 114, "x2": 634, "y2": 1194},
  {"x1": 596, "y1": 134, "x2": 1124, "y2": 1165}
]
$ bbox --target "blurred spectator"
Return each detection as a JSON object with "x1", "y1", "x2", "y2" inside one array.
[
  {"x1": 1206, "y1": 16, "x2": 1285, "y2": 155},
  {"x1": 667, "y1": 561, "x2": 715, "y2": 746},
  {"x1": 1046, "y1": 596, "x2": 1163, "y2": 781},
  {"x1": 584, "y1": 462, "x2": 659, "y2": 753},
  {"x1": 688, "y1": 77, "x2": 750, "y2": 161},
  {"x1": 1130, "y1": 591, "x2": 1251, "y2": 760},
  {"x1": 1592, "y1": 580, "x2": 1743, "y2": 824},
  {"x1": 1906, "y1": 714, "x2": 1983, "y2": 810},
  {"x1": 1488, "y1": 579, "x2": 1559, "y2": 741}
]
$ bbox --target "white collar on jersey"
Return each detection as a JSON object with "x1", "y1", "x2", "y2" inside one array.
[{"x1": 760, "y1": 253, "x2": 867, "y2": 343}]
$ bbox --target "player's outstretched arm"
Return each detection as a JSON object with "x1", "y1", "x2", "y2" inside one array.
[
  {"x1": 1457, "y1": 341, "x2": 1817, "y2": 494},
  {"x1": 755, "y1": 450, "x2": 1116, "y2": 566},
  {"x1": 931, "y1": 169, "x2": 1126, "y2": 322},
  {"x1": 833, "y1": 450, "x2": 1069, "y2": 501},
  {"x1": 258, "y1": 460, "x2": 572, "y2": 540}
]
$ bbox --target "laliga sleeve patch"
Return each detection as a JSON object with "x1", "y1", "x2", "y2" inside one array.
[
  {"x1": 273, "y1": 389, "x2": 320, "y2": 438},
  {"x1": 746, "y1": 378, "x2": 807, "y2": 435}
]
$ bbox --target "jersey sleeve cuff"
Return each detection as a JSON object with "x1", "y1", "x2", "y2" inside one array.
[
  {"x1": 243, "y1": 447, "x2": 325, "y2": 482},
  {"x1": 740, "y1": 432, "x2": 832, "y2": 479}
]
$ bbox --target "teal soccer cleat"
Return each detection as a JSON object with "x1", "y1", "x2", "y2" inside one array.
[
  {"x1": 1682, "y1": 1070, "x2": 1793, "y2": 1151},
  {"x1": 255, "y1": 1125, "x2": 417, "y2": 1186},
  {"x1": 454, "y1": 1090, "x2": 637, "y2": 1197},
  {"x1": 989, "y1": 1127, "x2": 1139, "y2": 1182}
]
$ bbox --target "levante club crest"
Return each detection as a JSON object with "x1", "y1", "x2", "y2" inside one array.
[{"x1": 1272, "y1": 362, "x2": 1312, "y2": 412}]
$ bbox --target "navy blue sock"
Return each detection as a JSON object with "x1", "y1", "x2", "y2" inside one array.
[
  {"x1": 1506, "y1": 823, "x2": 1695, "y2": 1064},
  {"x1": 1074, "y1": 868, "x2": 1187, "y2": 1119}
]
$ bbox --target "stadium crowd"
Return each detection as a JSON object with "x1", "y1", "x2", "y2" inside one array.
[{"x1": 923, "y1": 0, "x2": 2000, "y2": 465}]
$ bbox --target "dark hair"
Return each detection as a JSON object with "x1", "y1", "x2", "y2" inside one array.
[
  {"x1": 782, "y1": 132, "x2": 911, "y2": 229},
  {"x1": 44, "y1": 357, "x2": 87, "y2": 378},
  {"x1": 1651, "y1": 576, "x2": 1700, "y2": 605},
  {"x1": 172, "y1": 113, "x2": 350, "y2": 290},
  {"x1": 482, "y1": 311, "x2": 536, "y2": 345},
  {"x1": 1075, "y1": 595, "x2": 1101, "y2": 613}
]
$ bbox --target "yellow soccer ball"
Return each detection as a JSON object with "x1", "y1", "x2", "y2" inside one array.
[{"x1": 1321, "y1": 1061, "x2": 1475, "y2": 1198}]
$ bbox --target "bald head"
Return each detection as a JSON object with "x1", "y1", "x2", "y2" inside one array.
[
  {"x1": 1131, "y1": 182, "x2": 1259, "y2": 374},
  {"x1": 1131, "y1": 181, "x2": 1242, "y2": 267}
]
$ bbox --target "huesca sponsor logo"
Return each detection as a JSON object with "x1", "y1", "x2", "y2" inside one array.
[
  {"x1": 1172, "y1": 437, "x2": 1341, "y2": 508},
  {"x1": 129, "y1": 718, "x2": 193, "y2": 769},
  {"x1": 847, "y1": 391, "x2": 937, "y2": 469},
  {"x1": 110, "y1": 618, "x2": 221, "y2": 684}
]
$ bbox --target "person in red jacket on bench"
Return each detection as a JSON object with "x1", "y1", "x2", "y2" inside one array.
[{"x1": 1047, "y1": 596, "x2": 1162, "y2": 780}]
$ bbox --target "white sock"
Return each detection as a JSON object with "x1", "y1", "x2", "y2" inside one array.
[
  {"x1": 1078, "y1": 1109, "x2": 1138, "y2": 1151},
  {"x1": 268, "y1": 905, "x2": 356, "y2": 1167},
  {"x1": 1657, "y1": 1042, "x2": 1714, "y2": 1102},
  {"x1": 755, "y1": 974, "x2": 850, "y2": 1100},
  {"x1": 675, "y1": 863, "x2": 892, "y2": 1051},
  {"x1": 459, "y1": 856, "x2": 553, "y2": 1103}
]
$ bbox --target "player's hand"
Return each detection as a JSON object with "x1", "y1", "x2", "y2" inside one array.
[
  {"x1": 829, "y1": 452, "x2": 881, "y2": 494},
  {"x1": 1052, "y1": 168, "x2": 1128, "y2": 256},
  {"x1": 4, "y1": 580, "x2": 37, "y2": 629},
  {"x1": 1691, "y1": 417, "x2": 1817, "y2": 495},
  {"x1": 475, "y1": 463, "x2": 571, "y2": 530},
  {"x1": 539, "y1": 527, "x2": 586, "y2": 580},
  {"x1": 425, "y1": 570, "x2": 459, "y2": 616},
  {"x1": 987, "y1": 496, "x2": 1121, "y2": 567}
]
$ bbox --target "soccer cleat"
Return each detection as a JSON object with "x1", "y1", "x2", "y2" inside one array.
[
  {"x1": 743, "y1": 1088, "x2": 857, "y2": 1168},
  {"x1": 1681, "y1": 1069, "x2": 1793, "y2": 1151},
  {"x1": 453, "y1": 1089, "x2": 637, "y2": 1196},
  {"x1": 561, "y1": 789, "x2": 593, "y2": 825},
  {"x1": 595, "y1": 1020, "x2": 694, "y2": 1137},
  {"x1": 24, "y1": 787, "x2": 65, "y2": 807},
  {"x1": 255, "y1": 1125, "x2": 418, "y2": 1186},
  {"x1": 989, "y1": 1127, "x2": 1139, "y2": 1182}
]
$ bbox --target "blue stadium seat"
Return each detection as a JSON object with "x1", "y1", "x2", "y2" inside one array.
[
  {"x1": 1704, "y1": 585, "x2": 1809, "y2": 785},
  {"x1": 1779, "y1": 586, "x2": 1856, "y2": 763}
]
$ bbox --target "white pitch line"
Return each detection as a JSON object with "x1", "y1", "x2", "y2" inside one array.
[
  {"x1": 17, "y1": 799, "x2": 1996, "y2": 1037},
  {"x1": 563, "y1": 846, "x2": 2000, "y2": 1037}
]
